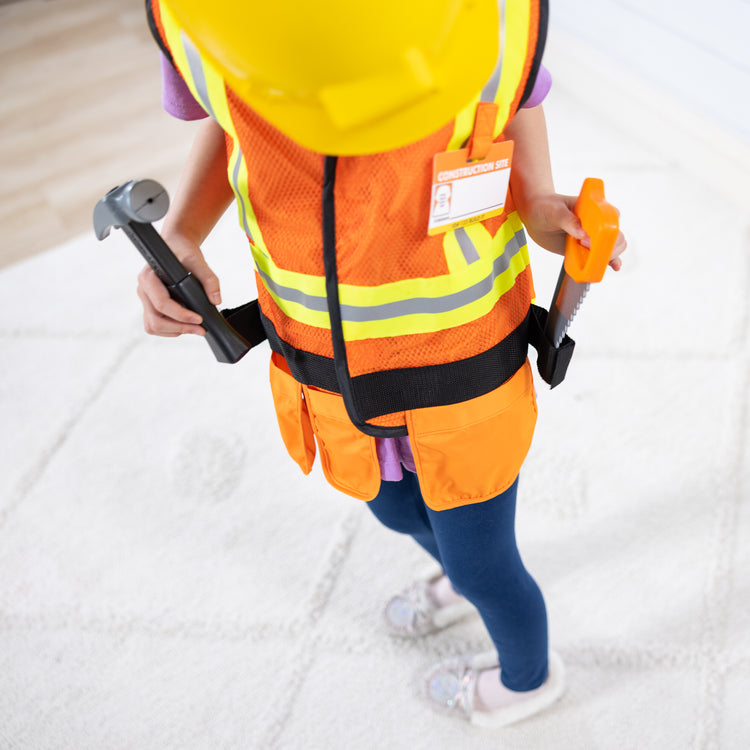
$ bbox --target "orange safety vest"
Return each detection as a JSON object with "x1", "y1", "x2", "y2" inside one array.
[{"x1": 148, "y1": 0, "x2": 548, "y2": 510}]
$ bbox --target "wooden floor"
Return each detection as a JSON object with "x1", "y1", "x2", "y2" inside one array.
[{"x1": 0, "y1": 0, "x2": 197, "y2": 268}]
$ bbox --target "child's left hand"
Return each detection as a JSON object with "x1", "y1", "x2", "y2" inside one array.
[{"x1": 519, "y1": 192, "x2": 627, "y2": 272}]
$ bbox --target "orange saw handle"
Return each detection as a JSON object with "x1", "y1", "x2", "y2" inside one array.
[{"x1": 564, "y1": 178, "x2": 619, "y2": 284}]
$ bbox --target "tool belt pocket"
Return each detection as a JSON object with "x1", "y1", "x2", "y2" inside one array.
[
  {"x1": 302, "y1": 384, "x2": 381, "y2": 501},
  {"x1": 269, "y1": 353, "x2": 316, "y2": 474},
  {"x1": 406, "y1": 360, "x2": 538, "y2": 511}
]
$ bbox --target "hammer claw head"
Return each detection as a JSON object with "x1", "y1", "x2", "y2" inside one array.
[{"x1": 93, "y1": 179, "x2": 170, "y2": 239}]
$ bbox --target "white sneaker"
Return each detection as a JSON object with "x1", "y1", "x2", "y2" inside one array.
[
  {"x1": 424, "y1": 650, "x2": 566, "y2": 727},
  {"x1": 383, "y1": 574, "x2": 477, "y2": 637}
]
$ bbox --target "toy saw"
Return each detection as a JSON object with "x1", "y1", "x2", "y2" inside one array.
[{"x1": 544, "y1": 178, "x2": 619, "y2": 348}]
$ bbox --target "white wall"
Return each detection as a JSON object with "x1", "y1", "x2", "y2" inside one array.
[{"x1": 550, "y1": 0, "x2": 750, "y2": 143}]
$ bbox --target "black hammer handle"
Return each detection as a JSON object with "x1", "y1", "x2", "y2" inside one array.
[{"x1": 93, "y1": 179, "x2": 251, "y2": 364}]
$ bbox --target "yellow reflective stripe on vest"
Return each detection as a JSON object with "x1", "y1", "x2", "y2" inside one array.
[
  {"x1": 447, "y1": 0, "x2": 534, "y2": 151},
  {"x1": 494, "y1": 0, "x2": 533, "y2": 137},
  {"x1": 254, "y1": 211, "x2": 529, "y2": 340},
  {"x1": 159, "y1": 0, "x2": 271, "y2": 253},
  {"x1": 448, "y1": 94, "x2": 482, "y2": 152}
]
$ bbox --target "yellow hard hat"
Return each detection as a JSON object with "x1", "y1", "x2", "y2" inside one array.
[{"x1": 165, "y1": 0, "x2": 501, "y2": 154}]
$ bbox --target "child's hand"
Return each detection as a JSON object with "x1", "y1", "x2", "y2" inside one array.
[
  {"x1": 519, "y1": 192, "x2": 627, "y2": 271},
  {"x1": 136, "y1": 233, "x2": 222, "y2": 337}
]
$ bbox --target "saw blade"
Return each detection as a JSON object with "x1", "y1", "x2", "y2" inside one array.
[{"x1": 544, "y1": 267, "x2": 590, "y2": 348}]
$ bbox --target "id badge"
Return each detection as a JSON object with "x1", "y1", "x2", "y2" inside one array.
[{"x1": 428, "y1": 140, "x2": 514, "y2": 236}]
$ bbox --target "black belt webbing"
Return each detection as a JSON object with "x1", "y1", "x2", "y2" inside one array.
[{"x1": 223, "y1": 299, "x2": 573, "y2": 417}]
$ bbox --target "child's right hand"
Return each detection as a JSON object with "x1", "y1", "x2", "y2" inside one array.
[{"x1": 136, "y1": 233, "x2": 222, "y2": 337}]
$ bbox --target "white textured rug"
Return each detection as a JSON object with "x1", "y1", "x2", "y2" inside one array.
[{"x1": 1, "y1": 35, "x2": 749, "y2": 750}]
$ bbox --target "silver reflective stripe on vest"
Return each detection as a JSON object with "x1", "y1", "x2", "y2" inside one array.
[
  {"x1": 254, "y1": 269, "x2": 329, "y2": 314},
  {"x1": 231, "y1": 145, "x2": 253, "y2": 240},
  {"x1": 480, "y1": 0, "x2": 507, "y2": 103},
  {"x1": 181, "y1": 32, "x2": 254, "y2": 241},
  {"x1": 455, "y1": 1, "x2": 507, "y2": 266},
  {"x1": 256, "y1": 229, "x2": 526, "y2": 324},
  {"x1": 181, "y1": 32, "x2": 216, "y2": 120},
  {"x1": 454, "y1": 227, "x2": 481, "y2": 264},
  {"x1": 480, "y1": 58, "x2": 503, "y2": 104}
]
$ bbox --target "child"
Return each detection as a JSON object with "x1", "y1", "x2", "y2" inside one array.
[{"x1": 137, "y1": 0, "x2": 626, "y2": 727}]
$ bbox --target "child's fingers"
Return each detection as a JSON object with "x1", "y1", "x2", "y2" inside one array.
[
  {"x1": 137, "y1": 266, "x2": 202, "y2": 324},
  {"x1": 555, "y1": 195, "x2": 589, "y2": 243},
  {"x1": 136, "y1": 266, "x2": 206, "y2": 336},
  {"x1": 609, "y1": 230, "x2": 627, "y2": 270},
  {"x1": 160, "y1": 232, "x2": 223, "y2": 306},
  {"x1": 179, "y1": 250, "x2": 222, "y2": 306}
]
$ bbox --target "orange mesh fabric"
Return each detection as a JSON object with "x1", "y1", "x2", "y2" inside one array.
[
  {"x1": 229, "y1": 86, "x2": 455, "y2": 287},
  {"x1": 229, "y1": 87, "x2": 532, "y2": 379},
  {"x1": 228, "y1": 89, "x2": 326, "y2": 277},
  {"x1": 334, "y1": 122, "x2": 454, "y2": 286}
]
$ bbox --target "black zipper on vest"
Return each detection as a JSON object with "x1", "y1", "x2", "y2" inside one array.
[{"x1": 321, "y1": 156, "x2": 409, "y2": 438}]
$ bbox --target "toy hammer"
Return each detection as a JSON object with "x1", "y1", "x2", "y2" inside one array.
[{"x1": 93, "y1": 179, "x2": 251, "y2": 363}]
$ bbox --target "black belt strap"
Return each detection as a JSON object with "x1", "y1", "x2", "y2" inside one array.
[
  {"x1": 225, "y1": 300, "x2": 573, "y2": 398},
  {"x1": 221, "y1": 300, "x2": 268, "y2": 349}
]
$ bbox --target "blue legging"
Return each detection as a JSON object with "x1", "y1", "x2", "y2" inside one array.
[{"x1": 366, "y1": 471, "x2": 548, "y2": 691}]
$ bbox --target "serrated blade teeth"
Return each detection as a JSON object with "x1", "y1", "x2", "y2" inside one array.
[{"x1": 551, "y1": 280, "x2": 590, "y2": 347}]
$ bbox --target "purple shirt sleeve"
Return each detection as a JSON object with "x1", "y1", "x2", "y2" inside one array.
[
  {"x1": 522, "y1": 64, "x2": 551, "y2": 108},
  {"x1": 160, "y1": 54, "x2": 209, "y2": 121}
]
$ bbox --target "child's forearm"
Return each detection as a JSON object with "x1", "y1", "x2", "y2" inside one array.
[
  {"x1": 503, "y1": 104, "x2": 627, "y2": 268},
  {"x1": 162, "y1": 117, "x2": 235, "y2": 245},
  {"x1": 143, "y1": 117, "x2": 234, "y2": 313},
  {"x1": 503, "y1": 104, "x2": 582, "y2": 256}
]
